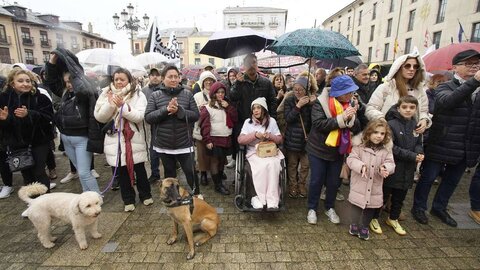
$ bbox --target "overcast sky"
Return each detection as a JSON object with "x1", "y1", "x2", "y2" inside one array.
[{"x1": 8, "y1": 0, "x2": 353, "y2": 52}]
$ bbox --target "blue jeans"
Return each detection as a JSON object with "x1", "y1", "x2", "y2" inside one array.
[
  {"x1": 149, "y1": 143, "x2": 161, "y2": 178},
  {"x1": 470, "y1": 166, "x2": 480, "y2": 211},
  {"x1": 307, "y1": 154, "x2": 343, "y2": 211},
  {"x1": 61, "y1": 134, "x2": 100, "y2": 193},
  {"x1": 413, "y1": 159, "x2": 466, "y2": 212}
]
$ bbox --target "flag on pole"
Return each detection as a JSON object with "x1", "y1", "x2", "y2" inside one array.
[
  {"x1": 424, "y1": 30, "x2": 430, "y2": 48},
  {"x1": 458, "y1": 21, "x2": 465, "y2": 43},
  {"x1": 393, "y1": 39, "x2": 399, "y2": 54},
  {"x1": 144, "y1": 18, "x2": 180, "y2": 60}
]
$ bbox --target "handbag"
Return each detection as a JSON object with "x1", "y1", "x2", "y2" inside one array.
[
  {"x1": 6, "y1": 146, "x2": 35, "y2": 172},
  {"x1": 256, "y1": 141, "x2": 278, "y2": 158}
]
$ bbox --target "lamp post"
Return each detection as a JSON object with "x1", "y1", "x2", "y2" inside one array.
[{"x1": 112, "y1": 3, "x2": 149, "y2": 55}]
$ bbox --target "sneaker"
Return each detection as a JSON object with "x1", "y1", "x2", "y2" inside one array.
[
  {"x1": 251, "y1": 196, "x2": 263, "y2": 209},
  {"x1": 91, "y1": 169, "x2": 100, "y2": 178},
  {"x1": 49, "y1": 182, "x2": 57, "y2": 190},
  {"x1": 468, "y1": 210, "x2": 480, "y2": 225},
  {"x1": 226, "y1": 159, "x2": 235, "y2": 169},
  {"x1": 369, "y1": 218, "x2": 383, "y2": 234},
  {"x1": 325, "y1": 208, "x2": 340, "y2": 224},
  {"x1": 307, "y1": 209, "x2": 317, "y2": 224},
  {"x1": 336, "y1": 192, "x2": 345, "y2": 201},
  {"x1": 358, "y1": 227, "x2": 370, "y2": 240},
  {"x1": 48, "y1": 169, "x2": 57, "y2": 180},
  {"x1": 0, "y1": 186, "x2": 13, "y2": 199},
  {"x1": 411, "y1": 208, "x2": 428, "y2": 224},
  {"x1": 143, "y1": 198, "x2": 154, "y2": 206},
  {"x1": 196, "y1": 194, "x2": 204, "y2": 200},
  {"x1": 124, "y1": 204, "x2": 135, "y2": 212},
  {"x1": 60, "y1": 172, "x2": 78, "y2": 184},
  {"x1": 349, "y1": 224, "x2": 359, "y2": 236},
  {"x1": 320, "y1": 190, "x2": 326, "y2": 200},
  {"x1": 386, "y1": 218, "x2": 407, "y2": 235}
]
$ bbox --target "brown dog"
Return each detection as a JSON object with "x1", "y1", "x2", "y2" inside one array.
[{"x1": 159, "y1": 178, "x2": 220, "y2": 260}]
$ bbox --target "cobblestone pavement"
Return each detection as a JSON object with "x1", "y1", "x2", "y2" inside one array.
[{"x1": 0, "y1": 149, "x2": 479, "y2": 270}]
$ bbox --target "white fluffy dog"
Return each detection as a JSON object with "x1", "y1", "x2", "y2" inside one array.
[{"x1": 18, "y1": 183, "x2": 103, "y2": 250}]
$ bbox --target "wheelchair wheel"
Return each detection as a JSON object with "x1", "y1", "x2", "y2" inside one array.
[
  {"x1": 234, "y1": 149, "x2": 244, "y2": 195},
  {"x1": 234, "y1": 194, "x2": 245, "y2": 211}
]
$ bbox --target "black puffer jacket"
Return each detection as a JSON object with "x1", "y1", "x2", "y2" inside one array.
[
  {"x1": 45, "y1": 48, "x2": 104, "y2": 153},
  {"x1": 229, "y1": 73, "x2": 277, "y2": 123},
  {"x1": 425, "y1": 77, "x2": 480, "y2": 167},
  {"x1": 144, "y1": 84, "x2": 199, "y2": 149},
  {"x1": 306, "y1": 90, "x2": 362, "y2": 161},
  {"x1": 0, "y1": 89, "x2": 54, "y2": 149},
  {"x1": 385, "y1": 106, "x2": 423, "y2": 190},
  {"x1": 283, "y1": 95, "x2": 312, "y2": 152}
]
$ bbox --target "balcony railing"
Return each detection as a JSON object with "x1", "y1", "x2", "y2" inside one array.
[
  {"x1": 227, "y1": 22, "x2": 237, "y2": 28},
  {"x1": 40, "y1": 38, "x2": 51, "y2": 48},
  {"x1": 25, "y1": 57, "x2": 36, "y2": 65},
  {"x1": 0, "y1": 57, "x2": 13, "y2": 64},
  {"x1": 241, "y1": 21, "x2": 265, "y2": 28},
  {"x1": 22, "y1": 37, "x2": 34, "y2": 46},
  {"x1": 269, "y1": 22, "x2": 278, "y2": 28},
  {"x1": 0, "y1": 36, "x2": 11, "y2": 45}
]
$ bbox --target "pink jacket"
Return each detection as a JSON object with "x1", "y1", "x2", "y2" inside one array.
[{"x1": 346, "y1": 144, "x2": 395, "y2": 209}]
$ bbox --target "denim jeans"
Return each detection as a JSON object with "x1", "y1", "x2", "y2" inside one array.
[
  {"x1": 413, "y1": 159, "x2": 466, "y2": 212},
  {"x1": 307, "y1": 154, "x2": 343, "y2": 211},
  {"x1": 470, "y1": 166, "x2": 480, "y2": 211},
  {"x1": 149, "y1": 143, "x2": 161, "y2": 178},
  {"x1": 61, "y1": 134, "x2": 100, "y2": 193}
]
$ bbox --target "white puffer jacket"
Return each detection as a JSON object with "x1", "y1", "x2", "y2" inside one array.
[{"x1": 94, "y1": 83, "x2": 148, "y2": 166}]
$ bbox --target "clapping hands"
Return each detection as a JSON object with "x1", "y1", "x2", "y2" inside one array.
[
  {"x1": 0, "y1": 106, "x2": 8, "y2": 120},
  {"x1": 167, "y1": 97, "x2": 178, "y2": 115}
]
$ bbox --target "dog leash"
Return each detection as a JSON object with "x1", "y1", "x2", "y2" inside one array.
[{"x1": 100, "y1": 105, "x2": 124, "y2": 195}]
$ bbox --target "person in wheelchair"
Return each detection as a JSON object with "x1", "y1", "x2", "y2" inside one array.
[{"x1": 238, "y1": 97, "x2": 284, "y2": 209}]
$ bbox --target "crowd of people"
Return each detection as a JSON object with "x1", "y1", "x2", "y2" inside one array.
[{"x1": 0, "y1": 47, "x2": 479, "y2": 241}]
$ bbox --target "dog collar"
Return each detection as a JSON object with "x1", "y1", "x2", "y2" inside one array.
[{"x1": 165, "y1": 196, "x2": 194, "y2": 208}]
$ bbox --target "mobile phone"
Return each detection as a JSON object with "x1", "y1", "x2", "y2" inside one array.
[{"x1": 350, "y1": 99, "x2": 355, "y2": 107}]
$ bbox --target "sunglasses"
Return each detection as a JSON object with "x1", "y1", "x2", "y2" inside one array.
[{"x1": 402, "y1": 63, "x2": 420, "y2": 70}]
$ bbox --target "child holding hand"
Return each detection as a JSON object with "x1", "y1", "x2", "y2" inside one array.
[{"x1": 346, "y1": 119, "x2": 395, "y2": 240}]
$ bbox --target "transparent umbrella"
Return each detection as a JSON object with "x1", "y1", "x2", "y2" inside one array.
[
  {"x1": 134, "y1": 52, "x2": 180, "y2": 67},
  {"x1": 76, "y1": 48, "x2": 146, "y2": 75}
]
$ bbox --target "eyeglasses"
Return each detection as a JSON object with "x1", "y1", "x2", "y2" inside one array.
[
  {"x1": 402, "y1": 63, "x2": 420, "y2": 70},
  {"x1": 456, "y1": 61, "x2": 480, "y2": 68}
]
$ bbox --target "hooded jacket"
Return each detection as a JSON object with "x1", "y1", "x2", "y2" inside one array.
[
  {"x1": 425, "y1": 76, "x2": 480, "y2": 167},
  {"x1": 385, "y1": 105, "x2": 423, "y2": 190},
  {"x1": 366, "y1": 53, "x2": 431, "y2": 128},
  {"x1": 144, "y1": 83, "x2": 199, "y2": 150},
  {"x1": 44, "y1": 48, "x2": 104, "y2": 153}
]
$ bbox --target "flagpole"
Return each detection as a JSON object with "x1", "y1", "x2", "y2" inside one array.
[
  {"x1": 458, "y1": 19, "x2": 469, "y2": 43},
  {"x1": 393, "y1": 0, "x2": 404, "y2": 60}
]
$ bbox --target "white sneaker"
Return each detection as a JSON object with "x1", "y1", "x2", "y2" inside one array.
[
  {"x1": 91, "y1": 169, "x2": 100, "y2": 178},
  {"x1": 336, "y1": 192, "x2": 345, "y2": 201},
  {"x1": 307, "y1": 209, "x2": 317, "y2": 224},
  {"x1": 49, "y1": 183, "x2": 57, "y2": 190},
  {"x1": 251, "y1": 196, "x2": 264, "y2": 209},
  {"x1": 0, "y1": 186, "x2": 13, "y2": 199},
  {"x1": 60, "y1": 172, "x2": 78, "y2": 184},
  {"x1": 226, "y1": 159, "x2": 235, "y2": 169},
  {"x1": 325, "y1": 208, "x2": 340, "y2": 224},
  {"x1": 143, "y1": 198, "x2": 153, "y2": 206},
  {"x1": 124, "y1": 204, "x2": 135, "y2": 212}
]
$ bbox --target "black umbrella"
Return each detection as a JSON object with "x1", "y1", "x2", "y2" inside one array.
[{"x1": 199, "y1": 28, "x2": 274, "y2": 59}]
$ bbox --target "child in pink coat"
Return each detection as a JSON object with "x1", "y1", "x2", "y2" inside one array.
[{"x1": 346, "y1": 119, "x2": 395, "y2": 240}]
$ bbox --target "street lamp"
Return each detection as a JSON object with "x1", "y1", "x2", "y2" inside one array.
[{"x1": 112, "y1": 3, "x2": 149, "y2": 55}]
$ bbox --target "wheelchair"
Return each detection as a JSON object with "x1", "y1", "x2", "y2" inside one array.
[{"x1": 233, "y1": 145, "x2": 287, "y2": 212}]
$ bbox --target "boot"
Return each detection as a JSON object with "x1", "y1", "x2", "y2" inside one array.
[
  {"x1": 213, "y1": 174, "x2": 230, "y2": 195},
  {"x1": 200, "y1": 171, "x2": 208, "y2": 186}
]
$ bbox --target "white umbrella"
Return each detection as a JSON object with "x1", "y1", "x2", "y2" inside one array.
[
  {"x1": 76, "y1": 48, "x2": 146, "y2": 75},
  {"x1": 134, "y1": 52, "x2": 180, "y2": 66}
]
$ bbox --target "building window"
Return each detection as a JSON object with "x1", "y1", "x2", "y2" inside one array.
[
  {"x1": 21, "y1": 27, "x2": 31, "y2": 39},
  {"x1": 90, "y1": 40, "x2": 94, "y2": 48},
  {"x1": 338, "y1": 21, "x2": 341, "y2": 32},
  {"x1": 405, "y1": 38, "x2": 412, "y2": 54},
  {"x1": 407, "y1": 10, "x2": 416, "y2": 31},
  {"x1": 71, "y1": 36, "x2": 78, "y2": 49},
  {"x1": 56, "y1": 33, "x2": 64, "y2": 47},
  {"x1": 208, "y1": 58, "x2": 215, "y2": 65},
  {"x1": 390, "y1": 0, "x2": 395, "y2": 12},
  {"x1": 477, "y1": 0, "x2": 480, "y2": 12},
  {"x1": 83, "y1": 38, "x2": 87, "y2": 49},
  {"x1": 370, "y1": 25, "x2": 375, "y2": 41},
  {"x1": 346, "y1": 34, "x2": 350, "y2": 41},
  {"x1": 347, "y1": 16, "x2": 351, "y2": 29},
  {"x1": 0, "y1": 47, "x2": 11, "y2": 63},
  {"x1": 358, "y1": 10, "x2": 362, "y2": 26},
  {"x1": 0, "y1": 25, "x2": 6, "y2": 43},
  {"x1": 471, "y1": 23, "x2": 480, "y2": 42},
  {"x1": 412, "y1": 0, "x2": 417, "y2": 2},
  {"x1": 25, "y1": 49, "x2": 34, "y2": 64},
  {"x1": 372, "y1": 3, "x2": 377, "y2": 20},
  {"x1": 194, "y1": 43, "x2": 200, "y2": 50},
  {"x1": 386, "y1": 19, "x2": 393, "y2": 37},
  {"x1": 368, "y1": 47, "x2": 373, "y2": 63},
  {"x1": 39, "y1": 30, "x2": 49, "y2": 46},
  {"x1": 436, "y1": 0, "x2": 447, "y2": 23},
  {"x1": 356, "y1": 30, "x2": 361, "y2": 45},
  {"x1": 433, "y1": 31, "x2": 442, "y2": 49},
  {"x1": 42, "y1": 51, "x2": 50, "y2": 63},
  {"x1": 194, "y1": 58, "x2": 201, "y2": 65},
  {"x1": 383, "y1": 43, "x2": 390, "y2": 61}
]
